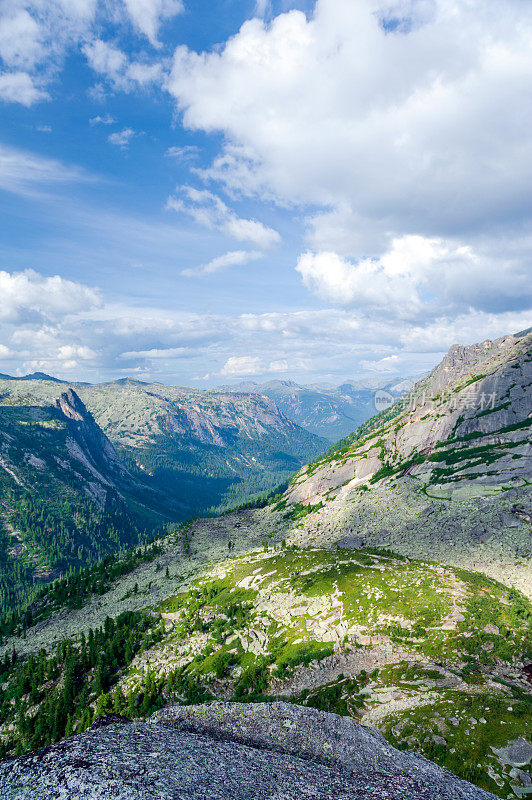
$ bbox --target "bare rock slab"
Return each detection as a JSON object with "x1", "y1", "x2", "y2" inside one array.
[{"x1": 0, "y1": 703, "x2": 497, "y2": 799}]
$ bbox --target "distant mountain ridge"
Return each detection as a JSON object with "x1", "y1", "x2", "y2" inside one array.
[
  {"x1": 217, "y1": 377, "x2": 415, "y2": 441},
  {"x1": 0, "y1": 372, "x2": 415, "y2": 443},
  {"x1": 0, "y1": 371, "x2": 66, "y2": 382}
]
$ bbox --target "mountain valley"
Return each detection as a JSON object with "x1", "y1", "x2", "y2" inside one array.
[
  {"x1": 218, "y1": 376, "x2": 414, "y2": 441},
  {"x1": 0, "y1": 377, "x2": 327, "y2": 516},
  {"x1": 0, "y1": 329, "x2": 530, "y2": 799}
]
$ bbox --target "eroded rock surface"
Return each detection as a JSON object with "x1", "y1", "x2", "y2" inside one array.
[{"x1": 0, "y1": 703, "x2": 497, "y2": 799}]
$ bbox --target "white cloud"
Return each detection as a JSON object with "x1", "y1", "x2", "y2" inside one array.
[
  {"x1": 0, "y1": 269, "x2": 101, "y2": 323},
  {"x1": 126, "y1": 60, "x2": 162, "y2": 84},
  {"x1": 57, "y1": 344, "x2": 96, "y2": 367},
  {"x1": 83, "y1": 39, "x2": 163, "y2": 92},
  {"x1": 0, "y1": 9, "x2": 43, "y2": 69},
  {"x1": 167, "y1": 0, "x2": 532, "y2": 259},
  {"x1": 0, "y1": 1, "x2": 180, "y2": 106},
  {"x1": 89, "y1": 113, "x2": 115, "y2": 125},
  {"x1": 84, "y1": 39, "x2": 127, "y2": 78},
  {"x1": 221, "y1": 355, "x2": 261, "y2": 376},
  {"x1": 360, "y1": 354, "x2": 401, "y2": 373},
  {"x1": 108, "y1": 127, "x2": 138, "y2": 148},
  {"x1": 120, "y1": 346, "x2": 187, "y2": 359},
  {"x1": 122, "y1": 0, "x2": 184, "y2": 47},
  {"x1": 167, "y1": 186, "x2": 281, "y2": 249},
  {"x1": 0, "y1": 1, "x2": 100, "y2": 105},
  {"x1": 181, "y1": 249, "x2": 262, "y2": 278},
  {"x1": 296, "y1": 235, "x2": 532, "y2": 321},
  {"x1": 0, "y1": 70, "x2": 47, "y2": 105},
  {"x1": 165, "y1": 145, "x2": 199, "y2": 160}
]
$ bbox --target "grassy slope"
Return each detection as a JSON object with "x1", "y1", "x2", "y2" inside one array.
[{"x1": 0, "y1": 527, "x2": 530, "y2": 798}]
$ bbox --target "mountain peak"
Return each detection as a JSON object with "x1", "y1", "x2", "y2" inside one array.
[
  {"x1": 55, "y1": 388, "x2": 89, "y2": 422},
  {"x1": 22, "y1": 371, "x2": 65, "y2": 382},
  {"x1": 0, "y1": 371, "x2": 65, "y2": 383}
]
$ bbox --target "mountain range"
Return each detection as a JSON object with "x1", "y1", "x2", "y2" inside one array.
[
  {"x1": 0, "y1": 376, "x2": 328, "y2": 515},
  {"x1": 0, "y1": 328, "x2": 530, "y2": 800},
  {"x1": 218, "y1": 376, "x2": 415, "y2": 441}
]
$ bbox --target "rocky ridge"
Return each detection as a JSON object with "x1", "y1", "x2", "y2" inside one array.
[
  {"x1": 278, "y1": 329, "x2": 532, "y2": 597},
  {"x1": 0, "y1": 703, "x2": 497, "y2": 799},
  {"x1": 0, "y1": 388, "x2": 179, "y2": 519}
]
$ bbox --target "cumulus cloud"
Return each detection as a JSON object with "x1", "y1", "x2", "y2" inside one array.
[
  {"x1": 165, "y1": 145, "x2": 199, "y2": 160},
  {"x1": 0, "y1": 1, "x2": 100, "y2": 105},
  {"x1": 181, "y1": 249, "x2": 262, "y2": 278},
  {"x1": 167, "y1": 186, "x2": 281, "y2": 249},
  {"x1": 0, "y1": 9, "x2": 43, "y2": 70},
  {"x1": 0, "y1": 269, "x2": 101, "y2": 323},
  {"x1": 167, "y1": 0, "x2": 532, "y2": 257},
  {"x1": 83, "y1": 39, "x2": 162, "y2": 93},
  {"x1": 360, "y1": 354, "x2": 402, "y2": 373},
  {"x1": 296, "y1": 236, "x2": 532, "y2": 321},
  {"x1": 0, "y1": 1, "x2": 173, "y2": 106},
  {"x1": 108, "y1": 127, "x2": 139, "y2": 148},
  {"x1": 221, "y1": 355, "x2": 261, "y2": 376},
  {"x1": 57, "y1": 344, "x2": 96, "y2": 360},
  {"x1": 89, "y1": 113, "x2": 115, "y2": 125}
]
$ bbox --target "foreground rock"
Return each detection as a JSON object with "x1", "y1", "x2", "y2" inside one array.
[{"x1": 0, "y1": 703, "x2": 496, "y2": 799}]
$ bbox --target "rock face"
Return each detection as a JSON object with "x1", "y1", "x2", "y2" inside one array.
[
  {"x1": 287, "y1": 330, "x2": 532, "y2": 507},
  {"x1": 55, "y1": 389, "x2": 126, "y2": 478},
  {"x1": 271, "y1": 330, "x2": 532, "y2": 598},
  {"x1": 0, "y1": 703, "x2": 497, "y2": 799},
  {"x1": 422, "y1": 335, "x2": 519, "y2": 395}
]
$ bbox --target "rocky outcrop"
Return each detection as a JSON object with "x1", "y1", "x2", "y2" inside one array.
[
  {"x1": 55, "y1": 389, "x2": 125, "y2": 477},
  {"x1": 421, "y1": 335, "x2": 518, "y2": 395},
  {"x1": 0, "y1": 704, "x2": 497, "y2": 799},
  {"x1": 287, "y1": 330, "x2": 532, "y2": 505}
]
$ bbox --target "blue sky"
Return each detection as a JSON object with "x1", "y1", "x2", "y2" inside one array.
[{"x1": 0, "y1": 0, "x2": 531, "y2": 386}]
